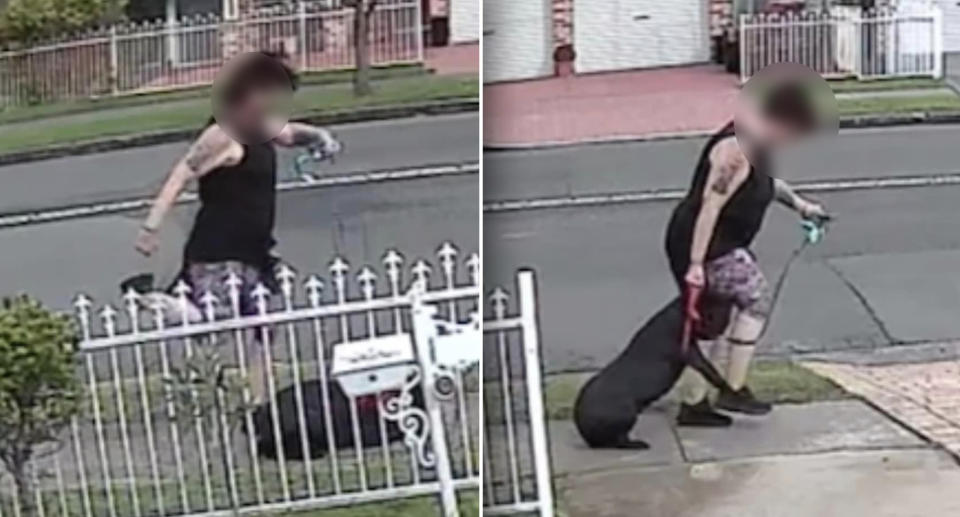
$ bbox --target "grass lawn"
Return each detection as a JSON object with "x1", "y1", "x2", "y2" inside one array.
[
  {"x1": 0, "y1": 73, "x2": 478, "y2": 154},
  {"x1": 280, "y1": 492, "x2": 478, "y2": 516},
  {"x1": 0, "y1": 65, "x2": 425, "y2": 125},
  {"x1": 829, "y1": 77, "x2": 947, "y2": 94},
  {"x1": 837, "y1": 91, "x2": 960, "y2": 116},
  {"x1": 542, "y1": 359, "x2": 849, "y2": 421}
]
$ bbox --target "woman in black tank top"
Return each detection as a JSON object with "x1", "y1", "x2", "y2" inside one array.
[
  {"x1": 133, "y1": 52, "x2": 341, "y2": 403},
  {"x1": 664, "y1": 93, "x2": 829, "y2": 427}
]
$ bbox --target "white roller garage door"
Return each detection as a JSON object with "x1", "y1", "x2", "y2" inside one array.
[
  {"x1": 575, "y1": 0, "x2": 709, "y2": 73},
  {"x1": 941, "y1": 0, "x2": 960, "y2": 52},
  {"x1": 483, "y1": 0, "x2": 553, "y2": 83},
  {"x1": 450, "y1": 0, "x2": 480, "y2": 43}
]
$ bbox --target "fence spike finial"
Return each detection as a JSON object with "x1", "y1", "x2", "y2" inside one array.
[
  {"x1": 437, "y1": 242, "x2": 458, "y2": 286},
  {"x1": 225, "y1": 269, "x2": 243, "y2": 318},
  {"x1": 357, "y1": 266, "x2": 377, "y2": 300},
  {"x1": 74, "y1": 294, "x2": 93, "y2": 341},
  {"x1": 383, "y1": 249, "x2": 404, "y2": 296},
  {"x1": 466, "y1": 253, "x2": 480, "y2": 286},
  {"x1": 200, "y1": 290, "x2": 219, "y2": 322},
  {"x1": 123, "y1": 288, "x2": 141, "y2": 333},
  {"x1": 149, "y1": 296, "x2": 166, "y2": 330},
  {"x1": 276, "y1": 263, "x2": 297, "y2": 309},
  {"x1": 251, "y1": 283, "x2": 271, "y2": 315},
  {"x1": 411, "y1": 259, "x2": 431, "y2": 289},
  {"x1": 330, "y1": 256, "x2": 350, "y2": 302},
  {"x1": 304, "y1": 275, "x2": 324, "y2": 307},
  {"x1": 100, "y1": 304, "x2": 118, "y2": 337},
  {"x1": 173, "y1": 279, "x2": 194, "y2": 326},
  {"x1": 490, "y1": 288, "x2": 509, "y2": 320}
]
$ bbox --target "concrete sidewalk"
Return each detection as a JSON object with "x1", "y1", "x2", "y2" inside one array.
[
  {"x1": 484, "y1": 65, "x2": 739, "y2": 147},
  {"x1": 550, "y1": 399, "x2": 960, "y2": 516},
  {"x1": 425, "y1": 42, "x2": 479, "y2": 76}
]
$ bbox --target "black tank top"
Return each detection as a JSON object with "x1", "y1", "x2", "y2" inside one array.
[
  {"x1": 664, "y1": 122, "x2": 774, "y2": 284},
  {"x1": 184, "y1": 141, "x2": 277, "y2": 269}
]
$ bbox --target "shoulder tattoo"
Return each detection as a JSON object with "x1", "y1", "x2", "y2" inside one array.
[
  {"x1": 184, "y1": 131, "x2": 228, "y2": 174},
  {"x1": 710, "y1": 164, "x2": 737, "y2": 195}
]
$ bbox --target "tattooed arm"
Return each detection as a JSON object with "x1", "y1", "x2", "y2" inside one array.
[
  {"x1": 274, "y1": 122, "x2": 340, "y2": 152},
  {"x1": 135, "y1": 125, "x2": 243, "y2": 256},
  {"x1": 686, "y1": 138, "x2": 751, "y2": 285}
]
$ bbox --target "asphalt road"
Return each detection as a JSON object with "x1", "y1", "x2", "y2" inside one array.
[
  {"x1": 0, "y1": 173, "x2": 479, "y2": 312},
  {"x1": 0, "y1": 112, "x2": 479, "y2": 215},
  {"x1": 485, "y1": 125, "x2": 960, "y2": 203},
  {"x1": 485, "y1": 128, "x2": 960, "y2": 373}
]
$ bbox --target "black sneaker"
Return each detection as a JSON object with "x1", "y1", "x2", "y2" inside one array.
[
  {"x1": 676, "y1": 399, "x2": 733, "y2": 427},
  {"x1": 716, "y1": 386, "x2": 773, "y2": 416}
]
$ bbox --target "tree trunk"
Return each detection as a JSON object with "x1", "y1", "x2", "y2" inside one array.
[
  {"x1": 353, "y1": 0, "x2": 373, "y2": 96},
  {"x1": 13, "y1": 461, "x2": 36, "y2": 517}
]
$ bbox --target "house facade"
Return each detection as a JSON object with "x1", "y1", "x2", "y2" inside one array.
[{"x1": 484, "y1": 0, "x2": 950, "y2": 83}]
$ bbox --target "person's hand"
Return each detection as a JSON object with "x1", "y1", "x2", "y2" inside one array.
[
  {"x1": 799, "y1": 199, "x2": 828, "y2": 221},
  {"x1": 684, "y1": 263, "x2": 706, "y2": 289},
  {"x1": 135, "y1": 227, "x2": 159, "y2": 256},
  {"x1": 319, "y1": 130, "x2": 342, "y2": 156}
]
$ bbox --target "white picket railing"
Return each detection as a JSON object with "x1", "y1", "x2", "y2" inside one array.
[
  {"x1": 5, "y1": 243, "x2": 478, "y2": 517},
  {"x1": 482, "y1": 270, "x2": 554, "y2": 517},
  {"x1": 739, "y1": 7, "x2": 943, "y2": 81},
  {"x1": 0, "y1": 0, "x2": 423, "y2": 108}
]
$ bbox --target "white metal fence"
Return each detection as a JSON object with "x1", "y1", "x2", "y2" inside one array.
[
  {"x1": 482, "y1": 271, "x2": 554, "y2": 517},
  {"x1": 4, "y1": 243, "x2": 478, "y2": 517},
  {"x1": 739, "y1": 8, "x2": 943, "y2": 81},
  {"x1": 0, "y1": 0, "x2": 423, "y2": 108}
]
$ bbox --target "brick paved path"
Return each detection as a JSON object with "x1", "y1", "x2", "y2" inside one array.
[
  {"x1": 484, "y1": 65, "x2": 740, "y2": 147},
  {"x1": 804, "y1": 360, "x2": 960, "y2": 456}
]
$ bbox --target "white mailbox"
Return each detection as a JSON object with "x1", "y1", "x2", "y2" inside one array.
[
  {"x1": 331, "y1": 333, "x2": 417, "y2": 397},
  {"x1": 433, "y1": 313, "x2": 482, "y2": 370}
]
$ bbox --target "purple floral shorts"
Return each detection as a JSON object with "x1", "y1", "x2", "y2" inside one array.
[
  {"x1": 184, "y1": 261, "x2": 265, "y2": 317},
  {"x1": 704, "y1": 248, "x2": 771, "y2": 319}
]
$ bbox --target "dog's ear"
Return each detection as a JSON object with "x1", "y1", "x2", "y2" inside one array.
[{"x1": 120, "y1": 273, "x2": 155, "y2": 295}]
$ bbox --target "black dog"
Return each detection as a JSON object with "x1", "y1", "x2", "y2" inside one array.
[
  {"x1": 573, "y1": 296, "x2": 736, "y2": 450},
  {"x1": 249, "y1": 379, "x2": 425, "y2": 459}
]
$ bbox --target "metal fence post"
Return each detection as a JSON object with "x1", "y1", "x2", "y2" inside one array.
[
  {"x1": 414, "y1": 0, "x2": 425, "y2": 63},
  {"x1": 517, "y1": 270, "x2": 555, "y2": 517},
  {"x1": 739, "y1": 14, "x2": 747, "y2": 82},
  {"x1": 932, "y1": 6, "x2": 944, "y2": 79},
  {"x1": 410, "y1": 285, "x2": 460, "y2": 517},
  {"x1": 298, "y1": 0, "x2": 308, "y2": 69},
  {"x1": 109, "y1": 26, "x2": 119, "y2": 95}
]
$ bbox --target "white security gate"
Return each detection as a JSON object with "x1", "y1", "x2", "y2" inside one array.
[
  {"x1": 450, "y1": 0, "x2": 480, "y2": 43},
  {"x1": 17, "y1": 243, "x2": 479, "y2": 517},
  {"x1": 940, "y1": 0, "x2": 960, "y2": 52},
  {"x1": 739, "y1": 8, "x2": 943, "y2": 81},
  {"x1": 483, "y1": 0, "x2": 553, "y2": 83},
  {"x1": 482, "y1": 271, "x2": 555, "y2": 516},
  {"x1": 575, "y1": 0, "x2": 709, "y2": 73},
  {"x1": 0, "y1": 1, "x2": 423, "y2": 108}
]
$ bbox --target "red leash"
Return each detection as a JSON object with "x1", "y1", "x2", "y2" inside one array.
[{"x1": 681, "y1": 284, "x2": 703, "y2": 356}]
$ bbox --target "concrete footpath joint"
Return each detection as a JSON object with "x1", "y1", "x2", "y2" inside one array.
[{"x1": 804, "y1": 360, "x2": 960, "y2": 457}]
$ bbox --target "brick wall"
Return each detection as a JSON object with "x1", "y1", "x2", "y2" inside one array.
[
  {"x1": 553, "y1": 0, "x2": 573, "y2": 48},
  {"x1": 429, "y1": 0, "x2": 449, "y2": 18},
  {"x1": 710, "y1": 0, "x2": 734, "y2": 37}
]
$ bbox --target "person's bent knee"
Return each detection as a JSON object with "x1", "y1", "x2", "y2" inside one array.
[{"x1": 730, "y1": 312, "x2": 765, "y2": 344}]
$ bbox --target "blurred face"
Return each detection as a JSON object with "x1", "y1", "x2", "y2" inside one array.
[
  {"x1": 227, "y1": 82, "x2": 288, "y2": 136},
  {"x1": 212, "y1": 52, "x2": 295, "y2": 144}
]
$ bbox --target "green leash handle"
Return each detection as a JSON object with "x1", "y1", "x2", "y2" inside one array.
[{"x1": 801, "y1": 213, "x2": 832, "y2": 245}]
